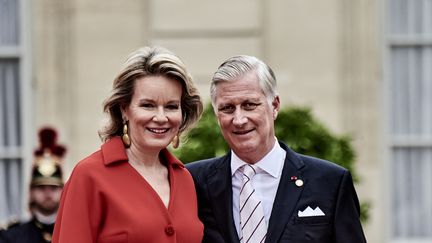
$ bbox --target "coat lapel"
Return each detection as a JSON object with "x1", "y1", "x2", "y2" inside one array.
[
  {"x1": 266, "y1": 142, "x2": 305, "y2": 243},
  {"x1": 207, "y1": 153, "x2": 240, "y2": 243}
]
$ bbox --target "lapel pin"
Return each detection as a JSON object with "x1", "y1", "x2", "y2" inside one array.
[{"x1": 291, "y1": 176, "x2": 304, "y2": 187}]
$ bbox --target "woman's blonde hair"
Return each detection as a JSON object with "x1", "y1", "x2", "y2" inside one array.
[{"x1": 99, "y1": 46, "x2": 203, "y2": 143}]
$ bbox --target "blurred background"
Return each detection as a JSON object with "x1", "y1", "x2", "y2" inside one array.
[{"x1": 1, "y1": 0, "x2": 432, "y2": 242}]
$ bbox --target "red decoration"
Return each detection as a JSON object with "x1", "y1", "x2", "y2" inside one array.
[{"x1": 34, "y1": 127, "x2": 67, "y2": 158}]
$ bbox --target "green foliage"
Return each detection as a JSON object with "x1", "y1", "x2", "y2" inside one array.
[
  {"x1": 175, "y1": 104, "x2": 355, "y2": 173},
  {"x1": 173, "y1": 103, "x2": 369, "y2": 223},
  {"x1": 274, "y1": 107, "x2": 357, "y2": 181},
  {"x1": 173, "y1": 103, "x2": 229, "y2": 162}
]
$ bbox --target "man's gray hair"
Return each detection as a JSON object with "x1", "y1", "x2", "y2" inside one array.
[{"x1": 210, "y1": 55, "x2": 278, "y2": 106}]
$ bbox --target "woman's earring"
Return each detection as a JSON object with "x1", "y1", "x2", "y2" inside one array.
[
  {"x1": 171, "y1": 135, "x2": 179, "y2": 149},
  {"x1": 122, "y1": 121, "x2": 131, "y2": 147}
]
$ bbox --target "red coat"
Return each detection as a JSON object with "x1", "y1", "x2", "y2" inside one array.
[{"x1": 52, "y1": 137, "x2": 203, "y2": 243}]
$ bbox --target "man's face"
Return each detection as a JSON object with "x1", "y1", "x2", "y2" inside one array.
[
  {"x1": 214, "y1": 71, "x2": 280, "y2": 163},
  {"x1": 30, "y1": 185, "x2": 62, "y2": 215}
]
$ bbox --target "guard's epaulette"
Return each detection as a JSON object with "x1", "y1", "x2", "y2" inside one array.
[{"x1": 5, "y1": 219, "x2": 21, "y2": 229}]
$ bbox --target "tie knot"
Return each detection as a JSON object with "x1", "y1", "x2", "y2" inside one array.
[{"x1": 241, "y1": 164, "x2": 257, "y2": 178}]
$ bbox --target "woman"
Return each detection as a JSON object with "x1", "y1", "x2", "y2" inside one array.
[{"x1": 52, "y1": 46, "x2": 204, "y2": 242}]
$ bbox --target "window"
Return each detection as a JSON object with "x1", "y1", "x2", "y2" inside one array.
[
  {"x1": 387, "y1": 0, "x2": 432, "y2": 240},
  {"x1": 0, "y1": 0, "x2": 31, "y2": 225}
]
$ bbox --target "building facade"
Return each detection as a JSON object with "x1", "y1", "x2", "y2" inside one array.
[{"x1": 1, "y1": 0, "x2": 431, "y2": 242}]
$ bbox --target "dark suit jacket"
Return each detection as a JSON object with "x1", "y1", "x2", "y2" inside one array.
[
  {"x1": 186, "y1": 141, "x2": 366, "y2": 243},
  {"x1": 0, "y1": 218, "x2": 54, "y2": 243}
]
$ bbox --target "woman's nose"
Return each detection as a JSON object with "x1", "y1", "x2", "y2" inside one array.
[{"x1": 153, "y1": 107, "x2": 168, "y2": 122}]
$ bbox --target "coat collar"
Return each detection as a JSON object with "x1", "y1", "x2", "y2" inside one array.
[
  {"x1": 101, "y1": 137, "x2": 184, "y2": 168},
  {"x1": 266, "y1": 141, "x2": 305, "y2": 243},
  {"x1": 206, "y1": 151, "x2": 239, "y2": 243},
  {"x1": 206, "y1": 141, "x2": 305, "y2": 243}
]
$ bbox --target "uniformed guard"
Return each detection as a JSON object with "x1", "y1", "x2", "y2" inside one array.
[{"x1": 0, "y1": 127, "x2": 66, "y2": 243}]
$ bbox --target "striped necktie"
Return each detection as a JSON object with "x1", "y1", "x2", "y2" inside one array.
[{"x1": 239, "y1": 164, "x2": 267, "y2": 243}]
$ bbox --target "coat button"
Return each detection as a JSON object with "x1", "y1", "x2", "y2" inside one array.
[{"x1": 165, "y1": 225, "x2": 175, "y2": 236}]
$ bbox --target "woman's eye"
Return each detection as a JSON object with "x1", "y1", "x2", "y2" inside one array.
[
  {"x1": 141, "y1": 103, "x2": 154, "y2": 108},
  {"x1": 166, "y1": 104, "x2": 180, "y2": 110}
]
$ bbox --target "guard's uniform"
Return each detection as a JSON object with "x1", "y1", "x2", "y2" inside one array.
[
  {"x1": 0, "y1": 218, "x2": 54, "y2": 243},
  {"x1": 0, "y1": 127, "x2": 65, "y2": 243}
]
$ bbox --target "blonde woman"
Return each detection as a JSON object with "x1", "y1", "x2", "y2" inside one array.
[{"x1": 53, "y1": 46, "x2": 203, "y2": 243}]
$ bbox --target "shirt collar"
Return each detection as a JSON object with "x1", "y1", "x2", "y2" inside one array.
[{"x1": 231, "y1": 140, "x2": 286, "y2": 178}]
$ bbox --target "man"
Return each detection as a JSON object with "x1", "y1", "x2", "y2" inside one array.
[
  {"x1": 186, "y1": 55, "x2": 367, "y2": 242},
  {"x1": 0, "y1": 128, "x2": 65, "y2": 243}
]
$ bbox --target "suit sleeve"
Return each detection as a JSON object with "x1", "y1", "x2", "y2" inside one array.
[
  {"x1": 52, "y1": 164, "x2": 102, "y2": 243},
  {"x1": 334, "y1": 170, "x2": 367, "y2": 243}
]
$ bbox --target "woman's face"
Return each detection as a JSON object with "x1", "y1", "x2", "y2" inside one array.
[{"x1": 123, "y1": 75, "x2": 183, "y2": 153}]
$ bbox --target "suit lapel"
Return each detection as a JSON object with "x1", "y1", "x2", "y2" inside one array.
[
  {"x1": 266, "y1": 142, "x2": 305, "y2": 243},
  {"x1": 207, "y1": 153, "x2": 240, "y2": 243}
]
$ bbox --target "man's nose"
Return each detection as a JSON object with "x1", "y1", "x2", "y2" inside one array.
[{"x1": 232, "y1": 109, "x2": 247, "y2": 126}]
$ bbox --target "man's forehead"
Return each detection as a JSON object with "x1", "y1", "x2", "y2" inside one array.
[{"x1": 217, "y1": 95, "x2": 261, "y2": 104}]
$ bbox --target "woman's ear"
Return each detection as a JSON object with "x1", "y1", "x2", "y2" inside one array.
[{"x1": 120, "y1": 105, "x2": 127, "y2": 121}]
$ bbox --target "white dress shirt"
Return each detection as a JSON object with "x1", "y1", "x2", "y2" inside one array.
[{"x1": 231, "y1": 140, "x2": 286, "y2": 236}]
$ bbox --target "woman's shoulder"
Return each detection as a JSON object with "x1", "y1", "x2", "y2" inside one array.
[
  {"x1": 62, "y1": 149, "x2": 110, "y2": 190},
  {"x1": 70, "y1": 149, "x2": 105, "y2": 176}
]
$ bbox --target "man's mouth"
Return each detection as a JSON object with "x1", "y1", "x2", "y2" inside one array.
[{"x1": 233, "y1": 128, "x2": 254, "y2": 135}]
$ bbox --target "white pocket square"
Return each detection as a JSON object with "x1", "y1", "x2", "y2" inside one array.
[{"x1": 298, "y1": 206, "x2": 325, "y2": 217}]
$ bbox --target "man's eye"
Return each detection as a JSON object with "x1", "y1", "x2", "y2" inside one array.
[
  {"x1": 243, "y1": 103, "x2": 260, "y2": 110},
  {"x1": 218, "y1": 105, "x2": 235, "y2": 114}
]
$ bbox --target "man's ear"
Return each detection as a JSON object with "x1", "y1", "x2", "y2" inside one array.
[{"x1": 272, "y1": 95, "x2": 280, "y2": 120}]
